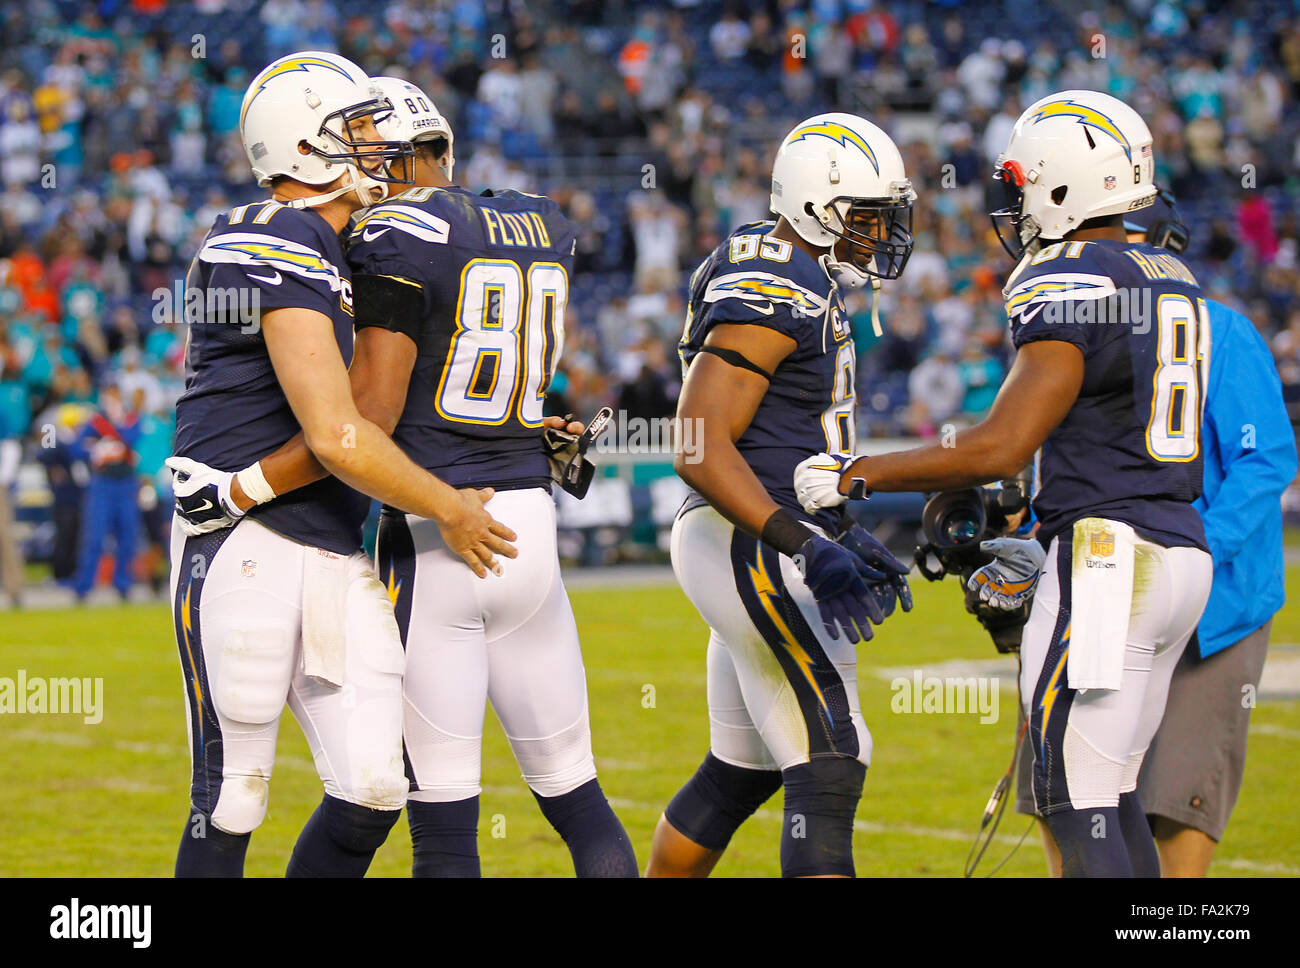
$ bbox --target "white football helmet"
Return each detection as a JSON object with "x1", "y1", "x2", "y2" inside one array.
[
  {"x1": 991, "y1": 90, "x2": 1157, "y2": 258},
  {"x1": 371, "y1": 76, "x2": 455, "y2": 181},
  {"x1": 769, "y1": 112, "x2": 915, "y2": 287},
  {"x1": 239, "y1": 51, "x2": 413, "y2": 208}
]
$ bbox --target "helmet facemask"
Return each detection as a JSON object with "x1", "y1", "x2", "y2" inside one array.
[
  {"x1": 989, "y1": 159, "x2": 1043, "y2": 260},
  {"x1": 310, "y1": 97, "x2": 414, "y2": 204},
  {"x1": 818, "y1": 191, "x2": 915, "y2": 287}
]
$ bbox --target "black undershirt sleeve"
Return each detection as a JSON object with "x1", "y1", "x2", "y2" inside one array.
[{"x1": 351, "y1": 272, "x2": 424, "y2": 343}]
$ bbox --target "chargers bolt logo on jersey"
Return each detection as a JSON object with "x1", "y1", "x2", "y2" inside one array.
[
  {"x1": 352, "y1": 205, "x2": 451, "y2": 244},
  {"x1": 1027, "y1": 98, "x2": 1134, "y2": 162},
  {"x1": 705, "y1": 273, "x2": 825, "y2": 317},
  {"x1": 200, "y1": 234, "x2": 347, "y2": 291},
  {"x1": 787, "y1": 121, "x2": 880, "y2": 175}
]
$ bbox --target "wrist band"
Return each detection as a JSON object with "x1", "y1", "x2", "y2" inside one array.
[
  {"x1": 236, "y1": 461, "x2": 277, "y2": 506},
  {"x1": 760, "y1": 508, "x2": 815, "y2": 558}
]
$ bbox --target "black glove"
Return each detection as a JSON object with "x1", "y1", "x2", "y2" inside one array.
[
  {"x1": 793, "y1": 533, "x2": 882, "y2": 644},
  {"x1": 543, "y1": 407, "x2": 613, "y2": 499},
  {"x1": 837, "y1": 521, "x2": 913, "y2": 619}
]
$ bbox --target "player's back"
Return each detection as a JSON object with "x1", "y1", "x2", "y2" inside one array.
[
  {"x1": 678, "y1": 220, "x2": 854, "y2": 533},
  {"x1": 347, "y1": 186, "x2": 576, "y2": 490},
  {"x1": 175, "y1": 200, "x2": 369, "y2": 554},
  {"x1": 1004, "y1": 237, "x2": 1209, "y2": 550}
]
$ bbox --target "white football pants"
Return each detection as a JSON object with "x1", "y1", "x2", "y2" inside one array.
[
  {"x1": 376, "y1": 488, "x2": 597, "y2": 803},
  {"x1": 671, "y1": 504, "x2": 873, "y2": 772},
  {"x1": 169, "y1": 517, "x2": 407, "y2": 836}
]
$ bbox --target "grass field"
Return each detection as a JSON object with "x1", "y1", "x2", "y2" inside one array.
[{"x1": 2, "y1": 568, "x2": 1298, "y2": 878}]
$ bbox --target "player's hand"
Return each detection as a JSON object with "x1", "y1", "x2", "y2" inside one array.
[
  {"x1": 792, "y1": 533, "x2": 881, "y2": 644},
  {"x1": 439, "y1": 487, "x2": 518, "y2": 578},
  {"x1": 965, "y1": 537, "x2": 1046, "y2": 610},
  {"x1": 166, "y1": 456, "x2": 244, "y2": 536},
  {"x1": 543, "y1": 407, "x2": 613, "y2": 499},
  {"x1": 794, "y1": 452, "x2": 860, "y2": 513},
  {"x1": 838, "y1": 522, "x2": 913, "y2": 618},
  {"x1": 542, "y1": 414, "x2": 586, "y2": 437}
]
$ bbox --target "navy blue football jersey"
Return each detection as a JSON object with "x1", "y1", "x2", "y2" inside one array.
[
  {"x1": 174, "y1": 200, "x2": 370, "y2": 555},
  {"x1": 678, "y1": 221, "x2": 855, "y2": 533},
  {"x1": 346, "y1": 186, "x2": 576, "y2": 489},
  {"x1": 1005, "y1": 238, "x2": 1209, "y2": 551}
]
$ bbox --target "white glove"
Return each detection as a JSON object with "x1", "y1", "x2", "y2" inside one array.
[
  {"x1": 166, "y1": 456, "x2": 244, "y2": 536},
  {"x1": 793, "y1": 452, "x2": 859, "y2": 514},
  {"x1": 966, "y1": 537, "x2": 1047, "y2": 610}
]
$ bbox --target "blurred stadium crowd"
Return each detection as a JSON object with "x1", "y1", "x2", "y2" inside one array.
[{"x1": 1, "y1": 0, "x2": 1299, "y2": 592}]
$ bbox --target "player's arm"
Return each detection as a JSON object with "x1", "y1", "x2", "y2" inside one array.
[
  {"x1": 678, "y1": 322, "x2": 888, "y2": 642},
  {"x1": 231, "y1": 325, "x2": 418, "y2": 502},
  {"x1": 263, "y1": 306, "x2": 513, "y2": 575},
  {"x1": 674, "y1": 323, "x2": 796, "y2": 537},
  {"x1": 839, "y1": 340, "x2": 1084, "y2": 493}
]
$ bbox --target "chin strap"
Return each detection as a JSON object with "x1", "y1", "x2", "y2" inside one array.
[
  {"x1": 820, "y1": 254, "x2": 884, "y2": 337},
  {"x1": 868, "y1": 277, "x2": 883, "y2": 338},
  {"x1": 286, "y1": 167, "x2": 385, "y2": 211}
]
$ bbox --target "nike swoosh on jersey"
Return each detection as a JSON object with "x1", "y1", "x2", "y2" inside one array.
[
  {"x1": 361, "y1": 226, "x2": 390, "y2": 242},
  {"x1": 246, "y1": 269, "x2": 283, "y2": 285}
]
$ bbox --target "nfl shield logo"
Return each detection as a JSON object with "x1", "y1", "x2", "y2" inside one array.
[
  {"x1": 1104, "y1": 175, "x2": 1117, "y2": 190},
  {"x1": 1089, "y1": 525, "x2": 1114, "y2": 558},
  {"x1": 241, "y1": 559, "x2": 257, "y2": 578}
]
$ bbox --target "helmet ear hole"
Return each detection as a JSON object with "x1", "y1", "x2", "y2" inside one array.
[{"x1": 1051, "y1": 185, "x2": 1068, "y2": 205}]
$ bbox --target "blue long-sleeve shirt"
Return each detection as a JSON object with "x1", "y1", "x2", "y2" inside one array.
[
  {"x1": 70, "y1": 408, "x2": 143, "y2": 481},
  {"x1": 1195, "y1": 300, "x2": 1297, "y2": 656}
]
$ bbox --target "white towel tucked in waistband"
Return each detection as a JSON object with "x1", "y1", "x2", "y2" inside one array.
[
  {"x1": 301, "y1": 547, "x2": 348, "y2": 688},
  {"x1": 1066, "y1": 517, "x2": 1136, "y2": 692}
]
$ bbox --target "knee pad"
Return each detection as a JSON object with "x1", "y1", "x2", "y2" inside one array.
[
  {"x1": 664, "y1": 752, "x2": 782, "y2": 850},
  {"x1": 211, "y1": 773, "x2": 271, "y2": 835},
  {"x1": 346, "y1": 767, "x2": 409, "y2": 812},
  {"x1": 1062, "y1": 724, "x2": 1125, "y2": 809},
  {"x1": 512, "y1": 715, "x2": 597, "y2": 799},
  {"x1": 214, "y1": 627, "x2": 294, "y2": 725},
  {"x1": 404, "y1": 709, "x2": 483, "y2": 802},
  {"x1": 780, "y1": 756, "x2": 866, "y2": 878},
  {"x1": 318, "y1": 794, "x2": 402, "y2": 856}
]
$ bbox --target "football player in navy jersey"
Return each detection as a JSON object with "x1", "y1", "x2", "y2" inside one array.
[
  {"x1": 795, "y1": 91, "x2": 1213, "y2": 877},
  {"x1": 645, "y1": 114, "x2": 914, "y2": 879},
  {"x1": 165, "y1": 53, "x2": 517, "y2": 877},
  {"x1": 184, "y1": 77, "x2": 637, "y2": 877}
]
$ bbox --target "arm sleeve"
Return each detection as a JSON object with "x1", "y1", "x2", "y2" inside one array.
[
  {"x1": 1005, "y1": 268, "x2": 1118, "y2": 353},
  {"x1": 351, "y1": 270, "x2": 426, "y2": 343},
  {"x1": 1009, "y1": 299, "x2": 1095, "y2": 353},
  {"x1": 68, "y1": 423, "x2": 93, "y2": 461},
  {"x1": 197, "y1": 221, "x2": 342, "y2": 319},
  {"x1": 1198, "y1": 318, "x2": 1298, "y2": 564},
  {"x1": 704, "y1": 302, "x2": 804, "y2": 341}
]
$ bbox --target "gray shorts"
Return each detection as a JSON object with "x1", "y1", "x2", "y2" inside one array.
[{"x1": 1014, "y1": 622, "x2": 1271, "y2": 841}]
